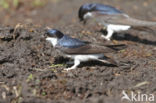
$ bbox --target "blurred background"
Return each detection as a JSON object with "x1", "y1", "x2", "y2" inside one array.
[
  {"x1": 0, "y1": 0, "x2": 156, "y2": 26},
  {"x1": 0, "y1": 1, "x2": 156, "y2": 103}
]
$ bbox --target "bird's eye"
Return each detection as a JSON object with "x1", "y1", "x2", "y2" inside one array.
[{"x1": 47, "y1": 33, "x2": 51, "y2": 36}]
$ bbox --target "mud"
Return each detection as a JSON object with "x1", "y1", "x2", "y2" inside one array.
[{"x1": 0, "y1": 0, "x2": 156, "y2": 103}]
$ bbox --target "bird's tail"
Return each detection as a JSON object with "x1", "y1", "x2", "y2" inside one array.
[
  {"x1": 128, "y1": 17, "x2": 156, "y2": 27},
  {"x1": 131, "y1": 26, "x2": 155, "y2": 34},
  {"x1": 98, "y1": 56, "x2": 118, "y2": 66},
  {"x1": 105, "y1": 44, "x2": 127, "y2": 51}
]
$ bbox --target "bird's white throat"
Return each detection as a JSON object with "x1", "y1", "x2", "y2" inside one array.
[
  {"x1": 84, "y1": 12, "x2": 93, "y2": 19},
  {"x1": 46, "y1": 37, "x2": 58, "y2": 47}
]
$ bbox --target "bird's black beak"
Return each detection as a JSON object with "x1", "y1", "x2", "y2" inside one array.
[
  {"x1": 44, "y1": 27, "x2": 52, "y2": 38},
  {"x1": 44, "y1": 31, "x2": 49, "y2": 38}
]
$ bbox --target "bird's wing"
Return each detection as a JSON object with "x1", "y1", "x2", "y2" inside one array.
[
  {"x1": 58, "y1": 35, "x2": 89, "y2": 48},
  {"x1": 94, "y1": 12, "x2": 156, "y2": 26},
  {"x1": 131, "y1": 26, "x2": 156, "y2": 34},
  {"x1": 55, "y1": 43, "x2": 116, "y2": 55}
]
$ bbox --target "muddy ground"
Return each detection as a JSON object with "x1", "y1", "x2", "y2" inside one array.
[{"x1": 0, "y1": 0, "x2": 156, "y2": 103}]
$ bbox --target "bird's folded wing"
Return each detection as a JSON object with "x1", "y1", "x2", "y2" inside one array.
[
  {"x1": 56, "y1": 43, "x2": 116, "y2": 54},
  {"x1": 94, "y1": 12, "x2": 156, "y2": 26}
]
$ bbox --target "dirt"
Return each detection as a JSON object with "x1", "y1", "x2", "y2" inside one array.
[{"x1": 0, "y1": 0, "x2": 156, "y2": 103}]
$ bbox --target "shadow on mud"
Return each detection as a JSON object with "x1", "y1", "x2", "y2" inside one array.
[
  {"x1": 54, "y1": 56, "x2": 117, "y2": 68},
  {"x1": 99, "y1": 29, "x2": 156, "y2": 46}
]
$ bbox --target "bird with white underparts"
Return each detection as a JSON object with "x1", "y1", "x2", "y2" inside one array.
[
  {"x1": 45, "y1": 29, "x2": 126, "y2": 71},
  {"x1": 78, "y1": 3, "x2": 156, "y2": 41}
]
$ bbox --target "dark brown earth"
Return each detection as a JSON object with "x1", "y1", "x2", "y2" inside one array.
[{"x1": 0, "y1": 0, "x2": 156, "y2": 103}]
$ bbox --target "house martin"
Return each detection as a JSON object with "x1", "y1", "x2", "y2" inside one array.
[
  {"x1": 45, "y1": 29, "x2": 126, "y2": 71},
  {"x1": 78, "y1": 3, "x2": 156, "y2": 40}
]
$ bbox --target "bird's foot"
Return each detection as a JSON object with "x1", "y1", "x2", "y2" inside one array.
[
  {"x1": 64, "y1": 59, "x2": 80, "y2": 71},
  {"x1": 64, "y1": 67, "x2": 76, "y2": 71},
  {"x1": 101, "y1": 35, "x2": 111, "y2": 41}
]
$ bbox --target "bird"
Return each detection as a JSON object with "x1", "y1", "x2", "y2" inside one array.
[
  {"x1": 45, "y1": 29, "x2": 126, "y2": 71},
  {"x1": 78, "y1": 3, "x2": 156, "y2": 41}
]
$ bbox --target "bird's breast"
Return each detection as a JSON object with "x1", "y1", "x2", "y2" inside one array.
[
  {"x1": 66, "y1": 54, "x2": 104, "y2": 61},
  {"x1": 107, "y1": 24, "x2": 131, "y2": 31}
]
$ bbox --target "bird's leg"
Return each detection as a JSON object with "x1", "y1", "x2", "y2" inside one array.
[
  {"x1": 101, "y1": 28, "x2": 114, "y2": 41},
  {"x1": 64, "y1": 59, "x2": 80, "y2": 71}
]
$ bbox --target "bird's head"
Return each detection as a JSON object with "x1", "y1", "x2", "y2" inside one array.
[
  {"x1": 46, "y1": 29, "x2": 64, "y2": 39},
  {"x1": 78, "y1": 3, "x2": 97, "y2": 24},
  {"x1": 45, "y1": 29, "x2": 64, "y2": 47},
  {"x1": 78, "y1": 3, "x2": 122, "y2": 24}
]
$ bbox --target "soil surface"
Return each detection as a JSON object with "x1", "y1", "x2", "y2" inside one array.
[{"x1": 0, "y1": 0, "x2": 156, "y2": 103}]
